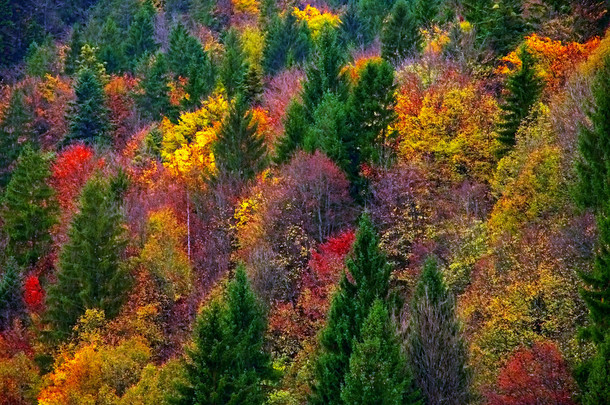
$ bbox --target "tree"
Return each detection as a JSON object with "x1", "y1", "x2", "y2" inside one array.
[
  {"x1": 243, "y1": 64, "x2": 263, "y2": 106},
  {"x1": 124, "y1": 0, "x2": 158, "y2": 69},
  {"x1": 65, "y1": 67, "x2": 111, "y2": 145},
  {"x1": 0, "y1": 88, "x2": 35, "y2": 187},
  {"x1": 98, "y1": 17, "x2": 125, "y2": 74},
  {"x1": 357, "y1": 0, "x2": 391, "y2": 42},
  {"x1": 167, "y1": 23, "x2": 200, "y2": 79},
  {"x1": 381, "y1": 0, "x2": 422, "y2": 65},
  {"x1": 341, "y1": 299, "x2": 422, "y2": 405},
  {"x1": 213, "y1": 96, "x2": 267, "y2": 183},
  {"x1": 407, "y1": 257, "x2": 471, "y2": 405},
  {"x1": 173, "y1": 264, "x2": 272, "y2": 405},
  {"x1": 411, "y1": 0, "x2": 439, "y2": 27},
  {"x1": 497, "y1": 45, "x2": 543, "y2": 154},
  {"x1": 0, "y1": 258, "x2": 21, "y2": 329},
  {"x1": 46, "y1": 175, "x2": 129, "y2": 340},
  {"x1": 220, "y1": 29, "x2": 248, "y2": 100},
  {"x1": 583, "y1": 332, "x2": 610, "y2": 405},
  {"x1": 182, "y1": 46, "x2": 217, "y2": 110},
  {"x1": 262, "y1": 12, "x2": 312, "y2": 75},
  {"x1": 64, "y1": 24, "x2": 84, "y2": 76},
  {"x1": 273, "y1": 100, "x2": 308, "y2": 164},
  {"x1": 309, "y1": 213, "x2": 392, "y2": 405},
  {"x1": 137, "y1": 53, "x2": 177, "y2": 122},
  {"x1": 2, "y1": 146, "x2": 57, "y2": 267}
]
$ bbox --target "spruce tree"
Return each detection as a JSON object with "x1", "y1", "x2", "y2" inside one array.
[
  {"x1": 273, "y1": 100, "x2": 308, "y2": 164},
  {"x1": 357, "y1": 0, "x2": 391, "y2": 42},
  {"x1": 182, "y1": 46, "x2": 217, "y2": 110},
  {"x1": 173, "y1": 264, "x2": 272, "y2": 405},
  {"x1": 263, "y1": 12, "x2": 312, "y2": 76},
  {"x1": 0, "y1": 88, "x2": 35, "y2": 187},
  {"x1": 213, "y1": 95, "x2": 267, "y2": 183},
  {"x1": 339, "y1": 0, "x2": 370, "y2": 48},
  {"x1": 167, "y1": 23, "x2": 199, "y2": 79},
  {"x1": 497, "y1": 45, "x2": 543, "y2": 154},
  {"x1": 2, "y1": 146, "x2": 57, "y2": 267},
  {"x1": 381, "y1": 0, "x2": 422, "y2": 65},
  {"x1": 583, "y1": 332, "x2": 610, "y2": 405},
  {"x1": 258, "y1": 0, "x2": 278, "y2": 30},
  {"x1": 66, "y1": 67, "x2": 111, "y2": 145},
  {"x1": 220, "y1": 29, "x2": 248, "y2": 100},
  {"x1": 407, "y1": 257, "x2": 471, "y2": 405},
  {"x1": 98, "y1": 17, "x2": 125, "y2": 74},
  {"x1": 137, "y1": 53, "x2": 177, "y2": 122},
  {"x1": 411, "y1": 0, "x2": 439, "y2": 27},
  {"x1": 46, "y1": 175, "x2": 129, "y2": 341},
  {"x1": 341, "y1": 299, "x2": 422, "y2": 405},
  {"x1": 124, "y1": 0, "x2": 158, "y2": 69},
  {"x1": 0, "y1": 258, "x2": 21, "y2": 329},
  {"x1": 309, "y1": 213, "x2": 392, "y2": 405},
  {"x1": 243, "y1": 64, "x2": 264, "y2": 106},
  {"x1": 64, "y1": 24, "x2": 84, "y2": 76}
]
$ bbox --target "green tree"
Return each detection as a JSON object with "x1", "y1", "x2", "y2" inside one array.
[
  {"x1": 309, "y1": 213, "x2": 392, "y2": 405},
  {"x1": 173, "y1": 264, "x2": 272, "y2": 405},
  {"x1": 341, "y1": 299, "x2": 421, "y2": 405},
  {"x1": 411, "y1": 0, "x2": 439, "y2": 27},
  {"x1": 191, "y1": 0, "x2": 220, "y2": 31},
  {"x1": 262, "y1": 12, "x2": 312, "y2": 75},
  {"x1": 213, "y1": 95, "x2": 267, "y2": 183},
  {"x1": 583, "y1": 332, "x2": 610, "y2": 405},
  {"x1": 407, "y1": 257, "x2": 471, "y2": 405},
  {"x1": 243, "y1": 64, "x2": 264, "y2": 106},
  {"x1": 182, "y1": 46, "x2": 217, "y2": 110},
  {"x1": 339, "y1": 1, "x2": 370, "y2": 48},
  {"x1": 136, "y1": 53, "x2": 177, "y2": 122},
  {"x1": 2, "y1": 146, "x2": 57, "y2": 267},
  {"x1": 0, "y1": 88, "x2": 35, "y2": 187},
  {"x1": 273, "y1": 100, "x2": 308, "y2": 164},
  {"x1": 46, "y1": 175, "x2": 129, "y2": 341},
  {"x1": 381, "y1": 0, "x2": 422, "y2": 65},
  {"x1": 98, "y1": 17, "x2": 126, "y2": 74},
  {"x1": 124, "y1": 0, "x2": 158, "y2": 69},
  {"x1": 357, "y1": 0, "x2": 392, "y2": 42},
  {"x1": 167, "y1": 23, "x2": 199, "y2": 79},
  {"x1": 0, "y1": 258, "x2": 21, "y2": 329},
  {"x1": 66, "y1": 67, "x2": 111, "y2": 145},
  {"x1": 64, "y1": 24, "x2": 85, "y2": 76},
  {"x1": 220, "y1": 29, "x2": 248, "y2": 100},
  {"x1": 497, "y1": 45, "x2": 544, "y2": 154}
]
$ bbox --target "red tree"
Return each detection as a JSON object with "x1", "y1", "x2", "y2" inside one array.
[
  {"x1": 23, "y1": 275, "x2": 44, "y2": 313},
  {"x1": 486, "y1": 341, "x2": 578, "y2": 405}
]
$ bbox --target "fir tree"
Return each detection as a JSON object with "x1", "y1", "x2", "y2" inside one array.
[
  {"x1": 583, "y1": 332, "x2": 610, "y2": 405},
  {"x1": 2, "y1": 146, "x2": 57, "y2": 267},
  {"x1": 0, "y1": 88, "x2": 35, "y2": 187},
  {"x1": 124, "y1": 0, "x2": 158, "y2": 69},
  {"x1": 136, "y1": 53, "x2": 177, "y2": 122},
  {"x1": 167, "y1": 23, "x2": 199, "y2": 79},
  {"x1": 213, "y1": 95, "x2": 267, "y2": 183},
  {"x1": 341, "y1": 299, "x2": 422, "y2": 405},
  {"x1": 381, "y1": 0, "x2": 422, "y2": 65},
  {"x1": 182, "y1": 46, "x2": 217, "y2": 110},
  {"x1": 243, "y1": 64, "x2": 264, "y2": 106},
  {"x1": 191, "y1": 0, "x2": 220, "y2": 31},
  {"x1": 407, "y1": 257, "x2": 471, "y2": 405},
  {"x1": 66, "y1": 67, "x2": 111, "y2": 145},
  {"x1": 220, "y1": 29, "x2": 248, "y2": 100},
  {"x1": 497, "y1": 45, "x2": 543, "y2": 154},
  {"x1": 357, "y1": 0, "x2": 391, "y2": 42},
  {"x1": 173, "y1": 264, "x2": 272, "y2": 405},
  {"x1": 310, "y1": 213, "x2": 392, "y2": 405},
  {"x1": 411, "y1": 0, "x2": 439, "y2": 27},
  {"x1": 259, "y1": 0, "x2": 278, "y2": 30},
  {"x1": 46, "y1": 175, "x2": 129, "y2": 341},
  {"x1": 0, "y1": 258, "x2": 21, "y2": 329},
  {"x1": 98, "y1": 17, "x2": 125, "y2": 74},
  {"x1": 274, "y1": 100, "x2": 308, "y2": 164},
  {"x1": 262, "y1": 12, "x2": 311, "y2": 76},
  {"x1": 339, "y1": 0, "x2": 370, "y2": 48},
  {"x1": 64, "y1": 24, "x2": 84, "y2": 76}
]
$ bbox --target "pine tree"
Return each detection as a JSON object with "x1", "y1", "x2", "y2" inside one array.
[
  {"x1": 173, "y1": 264, "x2": 272, "y2": 405},
  {"x1": 137, "y1": 53, "x2": 177, "y2": 122},
  {"x1": 98, "y1": 17, "x2": 125, "y2": 74},
  {"x1": 583, "y1": 332, "x2": 610, "y2": 405},
  {"x1": 213, "y1": 95, "x2": 267, "y2": 183},
  {"x1": 220, "y1": 29, "x2": 248, "y2": 100},
  {"x1": 243, "y1": 64, "x2": 264, "y2": 106},
  {"x1": 0, "y1": 88, "x2": 35, "y2": 187},
  {"x1": 46, "y1": 175, "x2": 129, "y2": 341},
  {"x1": 407, "y1": 257, "x2": 471, "y2": 405},
  {"x1": 66, "y1": 67, "x2": 111, "y2": 145},
  {"x1": 124, "y1": 0, "x2": 158, "y2": 69},
  {"x1": 0, "y1": 258, "x2": 21, "y2": 329},
  {"x1": 381, "y1": 0, "x2": 422, "y2": 65},
  {"x1": 274, "y1": 100, "x2": 308, "y2": 164},
  {"x1": 497, "y1": 45, "x2": 543, "y2": 154},
  {"x1": 310, "y1": 213, "x2": 392, "y2": 405},
  {"x1": 2, "y1": 146, "x2": 57, "y2": 267},
  {"x1": 64, "y1": 24, "x2": 84, "y2": 76},
  {"x1": 341, "y1": 299, "x2": 422, "y2": 405}
]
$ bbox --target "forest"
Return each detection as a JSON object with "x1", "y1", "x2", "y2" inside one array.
[{"x1": 0, "y1": 0, "x2": 609, "y2": 404}]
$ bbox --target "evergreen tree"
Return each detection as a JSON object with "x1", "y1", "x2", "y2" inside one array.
[
  {"x1": 167, "y1": 23, "x2": 199, "y2": 79},
  {"x1": 182, "y1": 46, "x2": 217, "y2": 110},
  {"x1": 381, "y1": 0, "x2": 422, "y2": 65},
  {"x1": 0, "y1": 258, "x2": 21, "y2": 329},
  {"x1": 191, "y1": 0, "x2": 220, "y2": 31},
  {"x1": 213, "y1": 95, "x2": 267, "y2": 183},
  {"x1": 583, "y1": 332, "x2": 610, "y2": 405},
  {"x1": 274, "y1": 100, "x2": 308, "y2": 164},
  {"x1": 309, "y1": 213, "x2": 392, "y2": 405},
  {"x1": 357, "y1": 0, "x2": 392, "y2": 42},
  {"x1": 64, "y1": 24, "x2": 84, "y2": 76},
  {"x1": 46, "y1": 175, "x2": 129, "y2": 340},
  {"x1": 2, "y1": 146, "x2": 57, "y2": 267},
  {"x1": 243, "y1": 64, "x2": 263, "y2": 106},
  {"x1": 341, "y1": 299, "x2": 422, "y2": 405},
  {"x1": 0, "y1": 88, "x2": 35, "y2": 187},
  {"x1": 136, "y1": 53, "x2": 177, "y2": 122},
  {"x1": 339, "y1": 0, "x2": 370, "y2": 48},
  {"x1": 497, "y1": 45, "x2": 543, "y2": 154},
  {"x1": 411, "y1": 0, "x2": 439, "y2": 27},
  {"x1": 98, "y1": 17, "x2": 125, "y2": 74},
  {"x1": 124, "y1": 0, "x2": 158, "y2": 69},
  {"x1": 173, "y1": 264, "x2": 272, "y2": 405},
  {"x1": 259, "y1": 0, "x2": 278, "y2": 30},
  {"x1": 262, "y1": 12, "x2": 311, "y2": 76},
  {"x1": 66, "y1": 67, "x2": 111, "y2": 145},
  {"x1": 220, "y1": 29, "x2": 248, "y2": 100},
  {"x1": 76, "y1": 44, "x2": 108, "y2": 83},
  {"x1": 407, "y1": 257, "x2": 471, "y2": 405}
]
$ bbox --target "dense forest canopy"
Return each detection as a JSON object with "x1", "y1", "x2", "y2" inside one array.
[{"x1": 0, "y1": 0, "x2": 609, "y2": 404}]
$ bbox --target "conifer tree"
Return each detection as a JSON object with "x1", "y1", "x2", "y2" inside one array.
[
  {"x1": 0, "y1": 88, "x2": 35, "y2": 187},
  {"x1": 173, "y1": 264, "x2": 272, "y2": 405},
  {"x1": 341, "y1": 299, "x2": 422, "y2": 405},
  {"x1": 124, "y1": 0, "x2": 158, "y2": 69},
  {"x1": 497, "y1": 45, "x2": 543, "y2": 154},
  {"x1": 407, "y1": 257, "x2": 471, "y2": 405},
  {"x1": 66, "y1": 67, "x2": 111, "y2": 145},
  {"x1": 191, "y1": 0, "x2": 220, "y2": 31},
  {"x1": 220, "y1": 29, "x2": 248, "y2": 100},
  {"x1": 310, "y1": 213, "x2": 392, "y2": 405},
  {"x1": 182, "y1": 46, "x2": 217, "y2": 110},
  {"x1": 136, "y1": 53, "x2": 177, "y2": 122},
  {"x1": 167, "y1": 23, "x2": 199, "y2": 79},
  {"x1": 339, "y1": 0, "x2": 369, "y2": 48},
  {"x1": 357, "y1": 0, "x2": 391, "y2": 42},
  {"x1": 259, "y1": 0, "x2": 278, "y2": 30},
  {"x1": 213, "y1": 95, "x2": 267, "y2": 183},
  {"x1": 0, "y1": 258, "x2": 21, "y2": 329},
  {"x1": 46, "y1": 175, "x2": 129, "y2": 340},
  {"x1": 243, "y1": 64, "x2": 263, "y2": 106},
  {"x1": 411, "y1": 0, "x2": 439, "y2": 27},
  {"x1": 274, "y1": 100, "x2": 308, "y2": 164},
  {"x1": 98, "y1": 17, "x2": 125, "y2": 74},
  {"x1": 64, "y1": 24, "x2": 84, "y2": 76},
  {"x1": 583, "y1": 332, "x2": 610, "y2": 405},
  {"x1": 2, "y1": 146, "x2": 57, "y2": 267},
  {"x1": 263, "y1": 12, "x2": 312, "y2": 76},
  {"x1": 381, "y1": 0, "x2": 422, "y2": 65}
]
